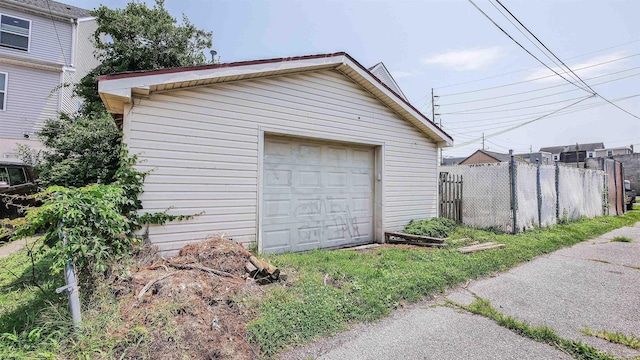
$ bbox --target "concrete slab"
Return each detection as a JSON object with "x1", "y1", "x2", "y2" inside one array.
[
  {"x1": 281, "y1": 305, "x2": 570, "y2": 360},
  {"x1": 469, "y1": 232, "x2": 640, "y2": 358},
  {"x1": 281, "y1": 223, "x2": 640, "y2": 360},
  {"x1": 0, "y1": 238, "x2": 27, "y2": 259}
]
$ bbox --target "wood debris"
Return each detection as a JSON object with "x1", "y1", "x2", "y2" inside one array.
[
  {"x1": 245, "y1": 255, "x2": 286, "y2": 285},
  {"x1": 385, "y1": 231, "x2": 447, "y2": 247},
  {"x1": 458, "y1": 242, "x2": 506, "y2": 254}
]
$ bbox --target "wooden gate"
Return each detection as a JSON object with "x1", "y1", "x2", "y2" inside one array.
[{"x1": 439, "y1": 172, "x2": 463, "y2": 222}]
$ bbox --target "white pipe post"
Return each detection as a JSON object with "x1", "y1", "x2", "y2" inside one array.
[{"x1": 56, "y1": 223, "x2": 82, "y2": 328}]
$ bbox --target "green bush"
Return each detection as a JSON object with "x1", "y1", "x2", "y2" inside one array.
[
  {"x1": 34, "y1": 112, "x2": 121, "y2": 188},
  {"x1": 12, "y1": 151, "x2": 194, "y2": 286},
  {"x1": 14, "y1": 185, "x2": 134, "y2": 281},
  {"x1": 404, "y1": 217, "x2": 458, "y2": 238}
]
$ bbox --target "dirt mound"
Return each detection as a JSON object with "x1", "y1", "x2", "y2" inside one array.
[{"x1": 110, "y1": 237, "x2": 266, "y2": 359}]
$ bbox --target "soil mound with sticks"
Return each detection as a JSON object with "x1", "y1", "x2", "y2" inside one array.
[{"x1": 110, "y1": 236, "x2": 266, "y2": 359}]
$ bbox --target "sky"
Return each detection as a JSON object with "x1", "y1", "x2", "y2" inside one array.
[{"x1": 65, "y1": 0, "x2": 640, "y2": 158}]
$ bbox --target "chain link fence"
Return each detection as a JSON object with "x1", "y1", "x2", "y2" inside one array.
[
  {"x1": 440, "y1": 162, "x2": 513, "y2": 232},
  {"x1": 440, "y1": 158, "x2": 607, "y2": 233}
]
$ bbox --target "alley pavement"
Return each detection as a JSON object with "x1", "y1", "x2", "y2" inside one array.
[{"x1": 282, "y1": 222, "x2": 640, "y2": 360}]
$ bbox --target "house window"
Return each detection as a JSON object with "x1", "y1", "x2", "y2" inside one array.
[
  {"x1": 607, "y1": 150, "x2": 613, "y2": 157},
  {"x1": 553, "y1": 154, "x2": 560, "y2": 161},
  {"x1": 0, "y1": 14, "x2": 31, "y2": 51},
  {"x1": 0, "y1": 72, "x2": 6, "y2": 111},
  {"x1": 587, "y1": 151, "x2": 595, "y2": 158}
]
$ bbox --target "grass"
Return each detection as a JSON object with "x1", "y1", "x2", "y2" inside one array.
[
  {"x1": 2, "y1": 211, "x2": 639, "y2": 358},
  {"x1": 248, "y1": 211, "x2": 640, "y2": 357},
  {"x1": 0, "y1": 240, "x2": 130, "y2": 359},
  {"x1": 458, "y1": 297, "x2": 617, "y2": 360},
  {"x1": 582, "y1": 327, "x2": 640, "y2": 350},
  {"x1": 611, "y1": 236, "x2": 633, "y2": 242}
]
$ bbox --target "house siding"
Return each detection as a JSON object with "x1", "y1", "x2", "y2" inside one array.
[
  {"x1": 0, "y1": 6, "x2": 73, "y2": 66},
  {"x1": 125, "y1": 70, "x2": 438, "y2": 253},
  {"x1": 61, "y1": 19, "x2": 99, "y2": 114},
  {"x1": 0, "y1": 63, "x2": 60, "y2": 140}
]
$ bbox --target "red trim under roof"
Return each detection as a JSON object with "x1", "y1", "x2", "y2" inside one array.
[
  {"x1": 98, "y1": 52, "x2": 452, "y2": 142},
  {"x1": 98, "y1": 52, "x2": 348, "y2": 81}
]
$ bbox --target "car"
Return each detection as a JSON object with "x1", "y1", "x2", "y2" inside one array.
[
  {"x1": 624, "y1": 180, "x2": 636, "y2": 211},
  {"x1": 0, "y1": 160, "x2": 39, "y2": 219}
]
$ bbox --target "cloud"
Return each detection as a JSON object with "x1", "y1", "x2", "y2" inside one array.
[
  {"x1": 423, "y1": 46, "x2": 505, "y2": 71},
  {"x1": 524, "y1": 52, "x2": 629, "y2": 82}
]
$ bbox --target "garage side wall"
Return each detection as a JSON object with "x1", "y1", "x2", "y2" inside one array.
[{"x1": 124, "y1": 70, "x2": 438, "y2": 254}]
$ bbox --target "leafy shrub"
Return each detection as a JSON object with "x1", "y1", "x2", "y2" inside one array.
[
  {"x1": 404, "y1": 217, "x2": 457, "y2": 238},
  {"x1": 35, "y1": 112, "x2": 121, "y2": 188},
  {"x1": 12, "y1": 151, "x2": 194, "y2": 285}
]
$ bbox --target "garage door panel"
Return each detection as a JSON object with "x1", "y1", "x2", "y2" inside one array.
[
  {"x1": 263, "y1": 198, "x2": 291, "y2": 220},
  {"x1": 263, "y1": 136, "x2": 374, "y2": 253},
  {"x1": 262, "y1": 228, "x2": 291, "y2": 252}
]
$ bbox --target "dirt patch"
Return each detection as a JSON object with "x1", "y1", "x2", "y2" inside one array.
[{"x1": 107, "y1": 237, "x2": 268, "y2": 359}]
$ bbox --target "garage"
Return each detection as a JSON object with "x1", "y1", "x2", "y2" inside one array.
[
  {"x1": 262, "y1": 136, "x2": 375, "y2": 253},
  {"x1": 98, "y1": 52, "x2": 453, "y2": 255}
]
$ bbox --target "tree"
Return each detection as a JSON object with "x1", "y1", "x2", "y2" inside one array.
[
  {"x1": 36, "y1": 112, "x2": 121, "y2": 188},
  {"x1": 33, "y1": 0, "x2": 213, "y2": 187},
  {"x1": 76, "y1": 0, "x2": 213, "y2": 115}
]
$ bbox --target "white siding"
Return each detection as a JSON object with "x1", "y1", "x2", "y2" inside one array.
[
  {"x1": 126, "y1": 70, "x2": 438, "y2": 254},
  {"x1": 0, "y1": 6, "x2": 73, "y2": 65},
  {"x1": 0, "y1": 63, "x2": 60, "y2": 140},
  {"x1": 61, "y1": 19, "x2": 99, "y2": 114}
]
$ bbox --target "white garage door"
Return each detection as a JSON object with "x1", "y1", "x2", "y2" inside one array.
[{"x1": 262, "y1": 136, "x2": 375, "y2": 253}]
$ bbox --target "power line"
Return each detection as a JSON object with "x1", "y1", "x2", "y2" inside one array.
[
  {"x1": 439, "y1": 64, "x2": 640, "y2": 106},
  {"x1": 445, "y1": 93, "x2": 640, "y2": 124},
  {"x1": 448, "y1": 94, "x2": 640, "y2": 135},
  {"x1": 489, "y1": 0, "x2": 586, "y2": 88},
  {"x1": 443, "y1": 94, "x2": 591, "y2": 115},
  {"x1": 440, "y1": 69, "x2": 640, "y2": 115},
  {"x1": 443, "y1": 71, "x2": 640, "y2": 115},
  {"x1": 494, "y1": 0, "x2": 594, "y2": 93},
  {"x1": 45, "y1": 0, "x2": 69, "y2": 67},
  {"x1": 438, "y1": 52, "x2": 640, "y2": 97},
  {"x1": 450, "y1": 95, "x2": 594, "y2": 148},
  {"x1": 468, "y1": 0, "x2": 592, "y2": 94},
  {"x1": 435, "y1": 39, "x2": 640, "y2": 90},
  {"x1": 492, "y1": 0, "x2": 640, "y2": 121}
]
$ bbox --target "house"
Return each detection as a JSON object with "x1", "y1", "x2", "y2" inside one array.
[
  {"x1": 459, "y1": 150, "x2": 512, "y2": 165},
  {"x1": 368, "y1": 62, "x2": 408, "y2": 101},
  {"x1": 441, "y1": 156, "x2": 467, "y2": 166},
  {"x1": 98, "y1": 52, "x2": 453, "y2": 255},
  {"x1": 539, "y1": 142, "x2": 605, "y2": 166},
  {"x1": 516, "y1": 151, "x2": 553, "y2": 165},
  {"x1": 0, "y1": 0, "x2": 99, "y2": 159},
  {"x1": 594, "y1": 146, "x2": 633, "y2": 158}
]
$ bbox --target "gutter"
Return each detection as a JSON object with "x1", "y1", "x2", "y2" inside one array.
[{"x1": 0, "y1": 0, "x2": 88, "y2": 22}]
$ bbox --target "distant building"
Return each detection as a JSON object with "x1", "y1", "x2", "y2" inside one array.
[
  {"x1": 539, "y1": 142, "x2": 605, "y2": 166},
  {"x1": 368, "y1": 62, "x2": 408, "y2": 101},
  {"x1": 459, "y1": 150, "x2": 512, "y2": 165},
  {"x1": 515, "y1": 151, "x2": 553, "y2": 165},
  {"x1": 0, "y1": 0, "x2": 99, "y2": 159},
  {"x1": 594, "y1": 146, "x2": 633, "y2": 158},
  {"x1": 441, "y1": 156, "x2": 467, "y2": 166}
]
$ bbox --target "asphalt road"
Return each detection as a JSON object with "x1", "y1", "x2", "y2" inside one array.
[{"x1": 282, "y1": 222, "x2": 640, "y2": 360}]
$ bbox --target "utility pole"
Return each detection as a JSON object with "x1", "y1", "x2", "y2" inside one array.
[
  {"x1": 575, "y1": 143, "x2": 580, "y2": 168},
  {"x1": 482, "y1": 133, "x2": 485, "y2": 151},
  {"x1": 432, "y1": 88, "x2": 441, "y2": 127},
  {"x1": 431, "y1": 88, "x2": 435, "y2": 123}
]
